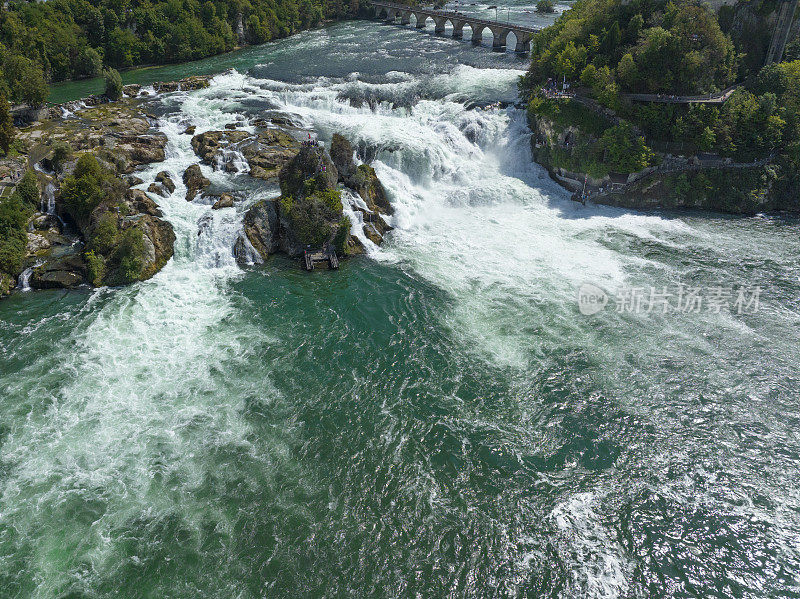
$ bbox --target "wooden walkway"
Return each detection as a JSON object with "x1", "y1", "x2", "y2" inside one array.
[
  {"x1": 303, "y1": 245, "x2": 339, "y2": 271},
  {"x1": 622, "y1": 85, "x2": 740, "y2": 105}
]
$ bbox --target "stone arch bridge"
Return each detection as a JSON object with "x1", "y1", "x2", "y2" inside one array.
[{"x1": 371, "y1": 1, "x2": 539, "y2": 53}]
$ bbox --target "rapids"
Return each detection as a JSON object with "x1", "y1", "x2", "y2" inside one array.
[{"x1": 3, "y1": 16, "x2": 800, "y2": 599}]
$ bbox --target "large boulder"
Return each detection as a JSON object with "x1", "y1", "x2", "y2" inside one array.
[
  {"x1": 329, "y1": 133, "x2": 356, "y2": 181},
  {"x1": 349, "y1": 164, "x2": 393, "y2": 216},
  {"x1": 183, "y1": 164, "x2": 211, "y2": 201},
  {"x1": 155, "y1": 171, "x2": 175, "y2": 194},
  {"x1": 239, "y1": 199, "x2": 280, "y2": 262},
  {"x1": 31, "y1": 252, "x2": 87, "y2": 289},
  {"x1": 328, "y1": 133, "x2": 394, "y2": 244},
  {"x1": 211, "y1": 193, "x2": 235, "y2": 210}
]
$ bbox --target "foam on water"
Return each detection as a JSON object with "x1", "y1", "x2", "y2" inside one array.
[
  {"x1": 233, "y1": 67, "x2": 697, "y2": 368},
  {"x1": 4, "y1": 53, "x2": 800, "y2": 597}
]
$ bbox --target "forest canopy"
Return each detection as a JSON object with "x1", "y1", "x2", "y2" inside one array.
[{"x1": 0, "y1": 0, "x2": 363, "y2": 105}]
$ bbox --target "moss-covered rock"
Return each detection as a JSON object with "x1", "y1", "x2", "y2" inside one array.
[
  {"x1": 240, "y1": 143, "x2": 349, "y2": 262},
  {"x1": 58, "y1": 155, "x2": 175, "y2": 286}
]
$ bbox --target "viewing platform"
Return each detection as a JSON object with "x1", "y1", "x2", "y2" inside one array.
[{"x1": 303, "y1": 245, "x2": 339, "y2": 271}]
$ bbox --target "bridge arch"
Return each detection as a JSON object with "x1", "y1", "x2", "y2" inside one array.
[{"x1": 470, "y1": 23, "x2": 487, "y2": 44}]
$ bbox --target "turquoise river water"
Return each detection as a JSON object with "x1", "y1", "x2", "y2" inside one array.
[{"x1": 3, "y1": 15, "x2": 800, "y2": 599}]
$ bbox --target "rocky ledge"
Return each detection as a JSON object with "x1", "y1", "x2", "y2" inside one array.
[{"x1": 190, "y1": 128, "x2": 300, "y2": 180}]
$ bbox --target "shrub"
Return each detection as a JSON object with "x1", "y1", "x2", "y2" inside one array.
[
  {"x1": 91, "y1": 212, "x2": 118, "y2": 254},
  {"x1": 51, "y1": 141, "x2": 74, "y2": 173},
  {"x1": 85, "y1": 250, "x2": 106, "y2": 286},
  {"x1": 111, "y1": 227, "x2": 145, "y2": 283}
]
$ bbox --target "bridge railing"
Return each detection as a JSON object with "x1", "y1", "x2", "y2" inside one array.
[{"x1": 372, "y1": 1, "x2": 540, "y2": 32}]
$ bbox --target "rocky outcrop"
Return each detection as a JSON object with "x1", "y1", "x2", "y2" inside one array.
[
  {"x1": 191, "y1": 130, "x2": 250, "y2": 164},
  {"x1": 239, "y1": 144, "x2": 348, "y2": 262},
  {"x1": 153, "y1": 75, "x2": 211, "y2": 93},
  {"x1": 183, "y1": 165, "x2": 211, "y2": 201},
  {"x1": 590, "y1": 164, "x2": 783, "y2": 214},
  {"x1": 191, "y1": 128, "x2": 300, "y2": 179},
  {"x1": 30, "y1": 253, "x2": 87, "y2": 289},
  {"x1": 78, "y1": 187, "x2": 176, "y2": 285},
  {"x1": 1, "y1": 92, "x2": 187, "y2": 298},
  {"x1": 242, "y1": 130, "x2": 300, "y2": 180},
  {"x1": 123, "y1": 84, "x2": 142, "y2": 97},
  {"x1": 330, "y1": 133, "x2": 356, "y2": 181},
  {"x1": 329, "y1": 133, "x2": 394, "y2": 244}
]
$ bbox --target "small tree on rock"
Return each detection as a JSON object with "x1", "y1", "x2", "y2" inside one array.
[{"x1": 103, "y1": 67, "x2": 123, "y2": 101}]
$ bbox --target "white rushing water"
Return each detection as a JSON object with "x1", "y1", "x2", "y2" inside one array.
[{"x1": 3, "y1": 56, "x2": 800, "y2": 598}]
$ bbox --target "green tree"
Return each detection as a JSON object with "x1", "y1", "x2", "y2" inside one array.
[
  {"x1": 15, "y1": 170, "x2": 39, "y2": 207},
  {"x1": 0, "y1": 93, "x2": 14, "y2": 156},
  {"x1": 616, "y1": 53, "x2": 637, "y2": 90},
  {"x1": 4, "y1": 55, "x2": 48, "y2": 107},
  {"x1": 599, "y1": 122, "x2": 654, "y2": 173},
  {"x1": 103, "y1": 67, "x2": 123, "y2": 100},
  {"x1": 74, "y1": 47, "x2": 103, "y2": 79}
]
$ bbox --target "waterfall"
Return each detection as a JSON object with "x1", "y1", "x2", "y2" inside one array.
[
  {"x1": 17, "y1": 259, "x2": 44, "y2": 291},
  {"x1": 214, "y1": 147, "x2": 250, "y2": 174},
  {"x1": 17, "y1": 267, "x2": 34, "y2": 291},
  {"x1": 43, "y1": 183, "x2": 56, "y2": 214}
]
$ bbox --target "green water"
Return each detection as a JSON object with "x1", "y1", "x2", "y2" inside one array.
[{"x1": 4, "y1": 16, "x2": 800, "y2": 599}]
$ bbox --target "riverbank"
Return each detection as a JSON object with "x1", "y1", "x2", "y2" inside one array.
[{"x1": 528, "y1": 100, "x2": 798, "y2": 215}]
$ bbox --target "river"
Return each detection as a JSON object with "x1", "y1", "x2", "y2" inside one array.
[{"x1": 3, "y1": 15, "x2": 800, "y2": 599}]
